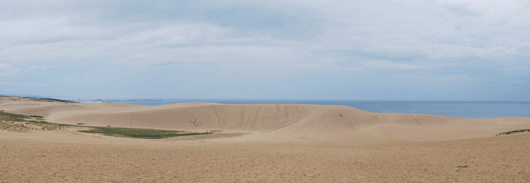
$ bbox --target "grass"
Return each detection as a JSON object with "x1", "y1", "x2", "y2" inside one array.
[
  {"x1": 0, "y1": 111, "x2": 32, "y2": 122},
  {"x1": 0, "y1": 121, "x2": 31, "y2": 133},
  {"x1": 28, "y1": 97, "x2": 77, "y2": 103},
  {"x1": 28, "y1": 120, "x2": 73, "y2": 128},
  {"x1": 496, "y1": 129, "x2": 530, "y2": 136},
  {"x1": 0, "y1": 111, "x2": 71, "y2": 132},
  {"x1": 0, "y1": 110, "x2": 212, "y2": 139},
  {"x1": 79, "y1": 127, "x2": 212, "y2": 139},
  {"x1": 0, "y1": 95, "x2": 77, "y2": 103}
]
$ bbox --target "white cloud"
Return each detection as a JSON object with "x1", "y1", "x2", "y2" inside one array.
[
  {"x1": 0, "y1": 0, "x2": 528, "y2": 99},
  {"x1": 363, "y1": 61, "x2": 427, "y2": 70},
  {"x1": 50, "y1": 79, "x2": 69, "y2": 82},
  {"x1": 1, "y1": 0, "x2": 529, "y2": 71},
  {"x1": 0, "y1": 63, "x2": 17, "y2": 76},
  {"x1": 393, "y1": 74, "x2": 419, "y2": 78},
  {"x1": 28, "y1": 66, "x2": 49, "y2": 71},
  {"x1": 445, "y1": 74, "x2": 473, "y2": 80},
  {"x1": 0, "y1": 81, "x2": 46, "y2": 87},
  {"x1": 292, "y1": 63, "x2": 363, "y2": 71},
  {"x1": 319, "y1": 57, "x2": 341, "y2": 64}
]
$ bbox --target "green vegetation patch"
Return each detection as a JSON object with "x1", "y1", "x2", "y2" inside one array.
[
  {"x1": 1, "y1": 110, "x2": 210, "y2": 139},
  {"x1": 0, "y1": 111, "x2": 72, "y2": 132},
  {"x1": 0, "y1": 111, "x2": 29, "y2": 122},
  {"x1": 0, "y1": 96, "x2": 77, "y2": 103},
  {"x1": 496, "y1": 129, "x2": 530, "y2": 136},
  {"x1": 28, "y1": 97, "x2": 77, "y2": 103},
  {"x1": 28, "y1": 120, "x2": 72, "y2": 129},
  {"x1": 79, "y1": 127, "x2": 211, "y2": 139}
]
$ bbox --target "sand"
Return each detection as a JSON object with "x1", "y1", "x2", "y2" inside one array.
[{"x1": 1, "y1": 99, "x2": 530, "y2": 182}]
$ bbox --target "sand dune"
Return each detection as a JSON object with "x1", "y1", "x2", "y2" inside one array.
[
  {"x1": 2, "y1": 99, "x2": 530, "y2": 182},
  {"x1": 2, "y1": 100, "x2": 529, "y2": 144}
]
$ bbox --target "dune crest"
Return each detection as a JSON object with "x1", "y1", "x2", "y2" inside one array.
[{"x1": 2, "y1": 100, "x2": 529, "y2": 144}]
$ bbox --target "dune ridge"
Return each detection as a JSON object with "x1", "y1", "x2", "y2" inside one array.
[
  {"x1": 4, "y1": 99, "x2": 530, "y2": 182},
  {"x1": 1, "y1": 100, "x2": 529, "y2": 144}
]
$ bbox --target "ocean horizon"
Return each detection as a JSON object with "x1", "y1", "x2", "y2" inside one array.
[{"x1": 77, "y1": 99, "x2": 530, "y2": 119}]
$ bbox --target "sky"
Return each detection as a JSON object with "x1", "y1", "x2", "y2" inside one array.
[{"x1": 0, "y1": 0, "x2": 529, "y2": 101}]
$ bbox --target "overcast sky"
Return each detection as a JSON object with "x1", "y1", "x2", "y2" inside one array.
[{"x1": 1, "y1": 0, "x2": 529, "y2": 100}]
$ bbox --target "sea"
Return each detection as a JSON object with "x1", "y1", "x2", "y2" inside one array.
[{"x1": 83, "y1": 99, "x2": 530, "y2": 119}]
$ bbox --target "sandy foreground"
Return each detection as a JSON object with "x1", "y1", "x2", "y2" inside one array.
[{"x1": 1, "y1": 99, "x2": 530, "y2": 182}]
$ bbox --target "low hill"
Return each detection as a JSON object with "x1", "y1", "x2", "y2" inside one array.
[{"x1": 2, "y1": 100, "x2": 529, "y2": 144}]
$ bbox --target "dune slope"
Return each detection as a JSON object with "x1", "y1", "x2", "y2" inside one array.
[{"x1": 1, "y1": 100, "x2": 529, "y2": 143}]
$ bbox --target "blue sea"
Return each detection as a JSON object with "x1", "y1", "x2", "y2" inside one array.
[{"x1": 89, "y1": 99, "x2": 530, "y2": 119}]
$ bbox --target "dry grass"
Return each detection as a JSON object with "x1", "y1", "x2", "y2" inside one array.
[{"x1": 0, "y1": 121, "x2": 32, "y2": 132}]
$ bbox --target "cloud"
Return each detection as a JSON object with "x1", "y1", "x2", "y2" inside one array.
[
  {"x1": 0, "y1": 81, "x2": 46, "y2": 87},
  {"x1": 363, "y1": 61, "x2": 427, "y2": 70},
  {"x1": 393, "y1": 74, "x2": 419, "y2": 78},
  {"x1": 28, "y1": 66, "x2": 49, "y2": 71},
  {"x1": 292, "y1": 63, "x2": 363, "y2": 70},
  {"x1": 0, "y1": 0, "x2": 529, "y2": 100},
  {"x1": 319, "y1": 57, "x2": 341, "y2": 64},
  {"x1": 0, "y1": 63, "x2": 17, "y2": 76},
  {"x1": 2, "y1": 0, "x2": 529, "y2": 70},
  {"x1": 445, "y1": 74, "x2": 473, "y2": 80},
  {"x1": 50, "y1": 78, "x2": 69, "y2": 82}
]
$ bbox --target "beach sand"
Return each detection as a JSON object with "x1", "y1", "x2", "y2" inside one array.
[{"x1": 1, "y1": 99, "x2": 530, "y2": 182}]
